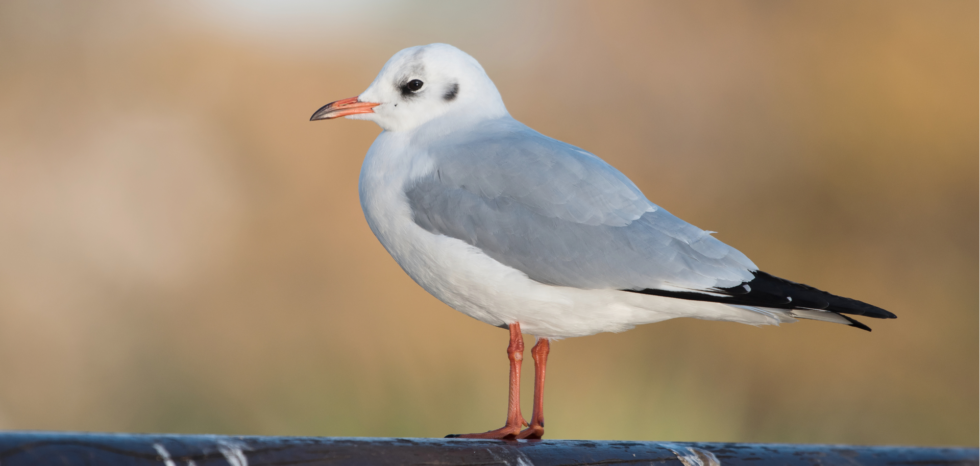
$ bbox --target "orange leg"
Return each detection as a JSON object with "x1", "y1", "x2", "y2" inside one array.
[
  {"x1": 448, "y1": 323, "x2": 527, "y2": 439},
  {"x1": 517, "y1": 338, "x2": 549, "y2": 439}
]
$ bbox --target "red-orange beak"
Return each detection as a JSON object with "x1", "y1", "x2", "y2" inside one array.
[{"x1": 310, "y1": 96, "x2": 380, "y2": 121}]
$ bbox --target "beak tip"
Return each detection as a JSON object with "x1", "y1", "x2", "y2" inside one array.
[
  {"x1": 310, "y1": 97, "x2": 378, "y2": 122},
  {"x1": 310, "y1": 103, "x2": 333, "y2": 122}
]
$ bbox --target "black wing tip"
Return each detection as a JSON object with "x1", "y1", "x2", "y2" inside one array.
[
  {"x1": 831, "y1": 297, "x2": 896, "y2": 320},
  {"x1": 839, "y1": 314, "x2": 873, "y2": 332},
  {"x1": 750, "y1": 270, "x2": 896, "y2": 320},
  {"x1": 876, "y1": 309, "x2": 898, "y2": 319},
  {"x1": 625, "y1": 270, "x2": 896, "y2": 331}
]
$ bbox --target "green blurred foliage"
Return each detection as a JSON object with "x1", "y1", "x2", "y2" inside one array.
[{"x1": 0, "y1": 0, "x2": 975, "y2": 446}]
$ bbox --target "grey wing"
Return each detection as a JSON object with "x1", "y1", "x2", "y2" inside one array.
[{"x1": 407, "y1": 117, "x2": 758, "y2": 293}]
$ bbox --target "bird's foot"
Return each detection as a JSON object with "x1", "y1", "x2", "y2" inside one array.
[
  {"x1": 516, "y1": 423, "x2": 544, "y2": 440},
  {"x1": 445, "y1": 423, "x2": 524, "y2": 440}
]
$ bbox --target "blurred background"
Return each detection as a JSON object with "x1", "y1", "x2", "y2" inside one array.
[{"x1": 0, "y1": 0, "x2": 976, "y2": 446}]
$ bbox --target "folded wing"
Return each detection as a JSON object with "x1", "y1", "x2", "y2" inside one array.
[
  {"x1": 407, "y1": 117, "x2": 758, "y2": 293},
  {"x1": 406, "y1": 117, "x2": 895, "y2": 330}
]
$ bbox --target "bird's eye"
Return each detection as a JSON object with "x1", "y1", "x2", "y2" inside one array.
[{"x1": 407, "y1": 79, "x2": 424, "y2": 92}]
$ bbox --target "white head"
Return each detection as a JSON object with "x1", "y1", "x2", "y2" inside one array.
[{"x1": 311, "y1": 44, "x2": 508, "y2": 132}]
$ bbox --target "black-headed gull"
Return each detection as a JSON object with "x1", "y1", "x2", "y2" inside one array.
[{"x1": 310, "y1": 43, "x2": 895, "y2": 440}]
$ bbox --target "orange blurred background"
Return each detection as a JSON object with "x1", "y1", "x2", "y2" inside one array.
[{"x1": 0, "y1": 0, "x2": 975, "y2": 446}]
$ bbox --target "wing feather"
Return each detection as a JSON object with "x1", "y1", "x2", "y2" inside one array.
[{"x1": 407, "y1": 117, "x2": 757, "y2": 292}]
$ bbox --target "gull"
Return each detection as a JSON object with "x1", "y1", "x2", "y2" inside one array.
[{"x1": 310, "y1": 43, "x2": 895, "y2": 440}]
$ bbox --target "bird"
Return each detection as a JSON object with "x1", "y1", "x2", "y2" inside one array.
[{"x1": 310, "y1": 43, "x2": 895, "y2": 440}]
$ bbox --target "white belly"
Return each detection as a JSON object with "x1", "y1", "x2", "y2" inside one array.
[{"x1": 356, "y1": 133, "x2": 788, "y2": 339}]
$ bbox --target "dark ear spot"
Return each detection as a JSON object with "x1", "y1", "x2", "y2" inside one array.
[{"x1": 443, "y1": 83, "x2": 459, "y2": 101}]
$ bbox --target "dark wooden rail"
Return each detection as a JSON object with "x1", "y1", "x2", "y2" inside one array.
[{"x1": 0, "y1": 432, "x2": 975, "y2": 466}]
